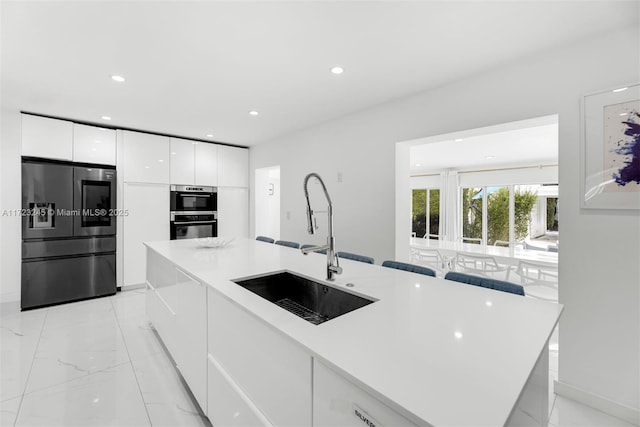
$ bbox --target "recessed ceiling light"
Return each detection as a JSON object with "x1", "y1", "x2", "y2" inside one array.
[
  {"x1": 415, "y1": 163, "x2": 422, "y2": 167},
  {"x1": 171, "y1": 152, "x2": 177, "y2": 155},
  {"x1": 613, "y1": 87, "x2": 628, "y2": 93},
  {"x1": 455, "y1": 138, "x2": 464, "y2": 142},
  {"x1": 249, "y1": 110, "x2": 259, "y2": 116},
  {"x1": 620, "y1": 112, "x2": 628, "y2": 116},
  {"x1": 206, "y1": 134, "x2": 214, "y2": 138},
  {"x1": 101, "y1": 116, "x2": 111, "y2": 121},
  {"x1": 110, "y1": 75, "x2": 125, "y2": 83},
  {"x1": 331, "y1": 66, "x2": 344, "y2": 75},
  {"x1": 486, "y1": 156, "x2": 494, "y2": 159}
]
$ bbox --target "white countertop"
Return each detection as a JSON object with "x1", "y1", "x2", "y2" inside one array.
[{"x1": 145, "y1": 237, "x2": 562, "y2": 427}]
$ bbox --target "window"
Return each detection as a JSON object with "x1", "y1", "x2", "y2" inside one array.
[
  {"x1": 461, "y1": 185, "x2": 540, "y2": 246},
  {"x1": 412, "y1": 188, "x2": 440, "y2": 239},
  {"x1": 461, "y1": 187, "x2": 482, "y2": 244}
]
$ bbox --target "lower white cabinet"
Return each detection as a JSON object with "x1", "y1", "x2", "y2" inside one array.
[
  {"x1": 207, "y1": 288, "x2": 312, "y2": 426},
  {"x1": 217, "y1": 187, "x2": 249, "y2": 238},
  {"x1": 123, "y1": 183, "x2": 169, "y2": 286},
  {"x1": 207, "y1": 353, "x2": 272, "y2": 427},
  {"x1": 313, "y1": 360, "x2": 418, "y2": 427},
  {"x1": 146, "y1": 249, "x2": 207, "y2": 413}
]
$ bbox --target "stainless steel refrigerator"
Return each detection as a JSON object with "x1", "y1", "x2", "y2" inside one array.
[{"x1": 21, "y1": 159, "x2": 117, "y2": 310}]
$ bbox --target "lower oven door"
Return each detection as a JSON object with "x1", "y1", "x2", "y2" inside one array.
[{"x1": 170, "y1": 215, "x2": 217, "y2": 240}]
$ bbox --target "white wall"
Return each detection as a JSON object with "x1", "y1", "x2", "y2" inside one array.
[
  {"x1": 254, "y1": 166, "x2": 281, "y2": 240},
  {"x1": 250, "y1": 26, "x2": 640, "y2": 418}
]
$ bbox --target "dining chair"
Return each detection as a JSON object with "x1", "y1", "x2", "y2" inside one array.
[
  {"x1": 453, "y1": 252, "x2": 512, "y2": 280},
  {"x1": 336, "y1": 251, "x2": 374, "y2": 264},
  {"x1": 381, "y1": 260, "x2": 436, "y2": 277},
  {"x1": 444, "y1": 271, "x2": 525, "y2": 296},
  {"x1": 411, "y1": 247, "x2": 449, "y2": 270},
  {"x1": 255, "y1": 236, "x2": 275, "y2": 243},
  {"x1": 275, "y1": 240, "x2": 300, "y2": 249},
  {"x1": 514, "y1": 260, "x2": 558, "y2": 301}
]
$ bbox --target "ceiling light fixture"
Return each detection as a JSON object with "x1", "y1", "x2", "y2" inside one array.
[
  {"x1": 331, "y1": 66, "x2": 344, "y2": 75},
  {"x1": 101, "y1": 116, "x2": 111, "y2": 121},
  {"x1": 110, "y1": 75, "x2": 125, "y2": 83},
  {"x1": 249, "y1": 110, "x2": 259, "y2": 116},
  {"x1": 206, "y1": 134, "x2": 214, "y2": 138},
  {"x1": 455, "y1": 138, "x2": 464, "y2": 142},
  {"x1": 486, "y1": 156, "x2": 494, "y2": 159},
  {"x1": 613, "y1": 87, "x2": 628, "y2": 93},
  {"x1": 415, "y1": 163, "x2": 422, "y2": 167}
]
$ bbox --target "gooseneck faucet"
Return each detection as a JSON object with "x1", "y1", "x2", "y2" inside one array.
[{"x1": 301, "y1": 173, "x2": 342, "y2": 281}]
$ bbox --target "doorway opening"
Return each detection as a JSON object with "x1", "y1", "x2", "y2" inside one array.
[{"x1": 254, "y1": 166, "x2": 281, "y2": 240}]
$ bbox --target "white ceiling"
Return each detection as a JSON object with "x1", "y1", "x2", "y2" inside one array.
[
  {"x1": 409, "y1": 119, "x2": 559, "y2": 174},
  {"x1": 2, "y1": 1, "x2": 637, "y2": 146}
]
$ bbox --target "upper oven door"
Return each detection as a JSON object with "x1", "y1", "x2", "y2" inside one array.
[
  {"x1": 73, "y1": 167, "x2": 117, "y2": 236},
  {"x1": 170, "y1": 186, "x2": 217, "y2": 212}
]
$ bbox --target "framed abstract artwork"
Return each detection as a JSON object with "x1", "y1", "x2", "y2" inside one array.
[{"x1": 581, "y1": 82, "x2": 640, "y2": 209}]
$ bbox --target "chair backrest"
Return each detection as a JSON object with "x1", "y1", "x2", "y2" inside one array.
[
  {"x1": 256, "y1": 236, "x2": 275, "y2": 243},
  {"x1": 336, "y1": 251, "x2": 374, "y2": 264},
  {"x1": 444, "y1": 271, "x2": 525, "y2": 296},
  {"x1": 515, "y1": 260, "x2": 558, "y2": 286},
  {"x1": 454, "y1": 252, "x2": 511, "y2": 280},
  {"x1": 411, "y1": 248, "x2": 445, "y2": 269},
  {"x1": 382, "y1": 260, "x2": 436, "y2": 277},
  {"x1": 275, "y1": 240, "x2": 300, "y2": 249}
]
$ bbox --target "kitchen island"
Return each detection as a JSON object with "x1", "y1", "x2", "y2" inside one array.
[{"x1": 145, "y1": 237, "x2": 562, "y2": 427}]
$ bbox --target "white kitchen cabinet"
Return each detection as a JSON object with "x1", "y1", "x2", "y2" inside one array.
[
  {"x1": 21, "y1": 114, "x2": 73, "y2": 160},
  {"x1": 73, "y1": 123, "x2": 116, "y2": 165},
  {"x1": 170, "y1": 138, "x2": 196, "y2": 185},
  {"x1": 313, "y1": 360, "x2": 418, "y2": 427},
  {"x1": 208, "y1": 288, "x2": 312, "y2": 426},
  {"x1": 207, "y1": 352, "x2": 270, "y2": 427},
  {"x1": 217, "y1": 145, "x2": 248, "y2": 187},
  {"x1": 217, "y1": 187, "x2": 249, "y2": 238},
  {"x1": 170, "y1": 138, "x2": 218, "y2": 186},
  {"x1": 122, "y1": 130, "x2": 170, "y2": 184},
  {"x1": 195, "y1": 142, "x2": 218, "y2": 186},
  {"x1": 123, "y1": 183, "x2": 169, "y2": 286},
  {"x1": 146, "y1": 250, "x2": 207, "y2": 413}
]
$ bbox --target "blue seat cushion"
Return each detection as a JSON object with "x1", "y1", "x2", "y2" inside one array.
[
  {"x1": 336, "y1": 251, "x2": 374, "y2": 264},
  {"x1": 381, "y1": 260, "x2": 436, "y2": 277},
  {"x1": 444, "y1": 272, "x2": 525, "y2": 296}
]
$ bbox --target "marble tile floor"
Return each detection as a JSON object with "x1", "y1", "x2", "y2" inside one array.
[{"x1": 0, "y1": 289, "x2": 634, "y2": 427}]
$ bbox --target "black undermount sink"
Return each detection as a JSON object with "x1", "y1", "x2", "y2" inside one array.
[{"x1": 233, "y1": 271, "x2": 375, "y2": 325}]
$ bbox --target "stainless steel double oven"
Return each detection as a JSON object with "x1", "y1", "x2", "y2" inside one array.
[
  {"x1": 170, "y1": 185, "x2": 217, "y2": 240},
  {"x1": 21, "y1": 159, "x2": 117, "y2": 310}
]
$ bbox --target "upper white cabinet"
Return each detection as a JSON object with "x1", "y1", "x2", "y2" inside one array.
[
  {"x1": 22, "y1": 114, "x2": 73, "y2": 161},
  {"x1": 170, "y1": 138, "x2": 196, "y2": 185},
  {"x1": 217, "y1": 146, "x2": 248, "y2": 187},
  {"x1": 73, "y1": 123, "x2": 116, "y2": 165},
  {"x1": 170, "y1": 138, "x2": 218, "y2": 186},
  {"x1": 122, "y1": 130, "x2": 170, "y2": 184},
  {"x1": 195, "y1": 142, "x2": 218, "y2": 186}
]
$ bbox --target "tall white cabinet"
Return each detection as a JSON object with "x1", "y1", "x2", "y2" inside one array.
[
  {"x1": 120, "y1": 131, "x2": 170, "y2": 287},
  {"x1": 217, "y1": 146, "x2": 249, "y2": 238}
]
